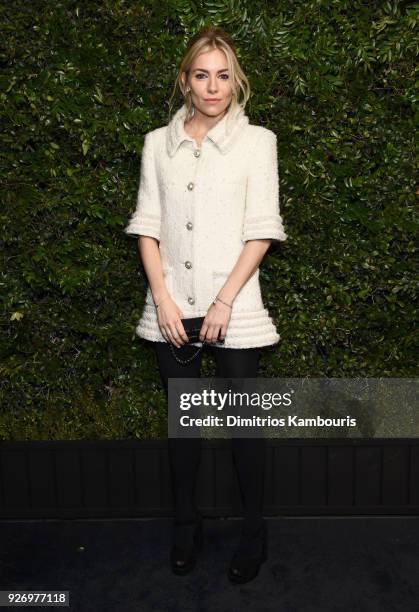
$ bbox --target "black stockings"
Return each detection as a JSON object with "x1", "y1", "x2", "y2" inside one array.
[{"x1": 154, "y1": 341, "x2": 266, "y2": 531}]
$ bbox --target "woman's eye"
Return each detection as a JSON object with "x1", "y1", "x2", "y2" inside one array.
[{"x1": 195, "y1": 73, "x2": 229, "y2": 79}]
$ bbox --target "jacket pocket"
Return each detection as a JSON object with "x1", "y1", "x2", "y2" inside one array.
[{"x1": 145, "y1": 266, "x2": 173, "y2": 306}]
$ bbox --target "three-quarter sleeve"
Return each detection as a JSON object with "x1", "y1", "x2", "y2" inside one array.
[
  {"x1": 124, "y1": 131, "x2": 161, "y2": 241},
  {"x1": 241, "y1": 129, "x2": 288, "y2": 243}
]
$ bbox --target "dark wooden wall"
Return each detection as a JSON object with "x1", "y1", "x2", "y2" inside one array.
[{"x1": 0, "y1": 439, "x2": 418, "y2": 518}]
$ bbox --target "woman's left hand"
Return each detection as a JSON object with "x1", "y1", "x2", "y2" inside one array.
[{"x1": 200, "y1": 300, "x2": 232, "y2": 343}]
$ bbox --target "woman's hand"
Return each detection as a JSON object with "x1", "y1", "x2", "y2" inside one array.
[
  {"x1": 200, "y1": 300, "x2": 232, "y2": 343},
  {"x1": 156, "y1": 296, "x2": 189, "y2": 348}
]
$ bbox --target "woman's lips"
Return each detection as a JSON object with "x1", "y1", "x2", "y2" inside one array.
[{"x1": 205, "y1": 99, "x2": 220, "y2": 104}]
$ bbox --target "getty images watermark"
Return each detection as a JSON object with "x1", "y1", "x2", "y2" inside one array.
[{"x1": 167, "y1": 378, "x2": 418, "y2": 438}]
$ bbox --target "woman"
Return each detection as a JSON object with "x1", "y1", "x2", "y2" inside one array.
[{"x1": 124, "y1": 26, "x2": 287, "y2": 583}]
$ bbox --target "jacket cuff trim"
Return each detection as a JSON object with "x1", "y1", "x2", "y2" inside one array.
[
  {"x1": 124, "y1": 214, "x2": 161, "y2": 240},
  {"x1": 242, "y1": 214, "x2": 287, "y2": 242}
]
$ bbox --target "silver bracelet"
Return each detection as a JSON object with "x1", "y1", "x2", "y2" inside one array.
[{"x1": 213, "y1": 296, "x2": 233, "y2": 309}]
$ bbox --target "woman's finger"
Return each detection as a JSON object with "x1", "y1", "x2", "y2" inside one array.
[
  {"x1": 168, "y1": 323, "x2": 182, "y2": 347},
  {"x1": 208, "y1": 325, "x2": 221, "y2": 343},
  {"x1": 199, "y1": 321, "x2": 209, "y2": 342},
  {"x1": 175, "y1": 320, "x2": 188, "y2": 344},
  {"x1": 219, "y1": 326, "x2": 227, "y2": 341}
]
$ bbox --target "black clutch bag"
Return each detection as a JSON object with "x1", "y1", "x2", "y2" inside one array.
[
  {"x1": 169, "y1": 316, "x2": 225, "y2": 365},
  {"x1": 182, "y1": 316, "x2": 225, "y2": 344},
  {"x1": 182, "y1": 316, "x2": 206, "y2": 343}
]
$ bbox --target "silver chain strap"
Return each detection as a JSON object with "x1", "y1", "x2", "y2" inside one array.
[{"x1": 169, "y1": 342, "x2": 205, "y2": 365}]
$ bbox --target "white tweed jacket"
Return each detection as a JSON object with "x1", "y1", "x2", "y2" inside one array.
[{"x1": 124, "y1": 102, "x2": 288, "y2": 349}]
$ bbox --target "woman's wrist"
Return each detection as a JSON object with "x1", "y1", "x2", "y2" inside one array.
[
  {"x1": 154, "y1": 292, "x2": 171, "y2": 308},
  {"x1": 213, "y1": 295, "x2": 233, "y2": 309}
]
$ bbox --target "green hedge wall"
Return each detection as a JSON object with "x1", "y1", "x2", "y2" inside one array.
[{"x1": 1, "y1": 0, "x2": 417, "y2": 440}]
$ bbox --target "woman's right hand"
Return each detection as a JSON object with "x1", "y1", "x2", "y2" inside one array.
[{"x1": 156, "y1": 295, "x2": 189, "y2": 348}]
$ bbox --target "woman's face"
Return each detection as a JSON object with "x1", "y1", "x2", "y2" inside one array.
[{"x1": 183, "y1": 48, "x2": 233, "y2": 119}]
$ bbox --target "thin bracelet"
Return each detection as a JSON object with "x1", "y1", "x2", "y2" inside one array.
[
  {"x1": 213, "y1": 296, "x2": 233, "y2": 309},
  {"x1": 155, "y1": 295, "x2": 170, "y2": 308}
]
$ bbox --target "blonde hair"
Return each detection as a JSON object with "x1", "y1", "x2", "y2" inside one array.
[{"x1": 168, "y1": 25, "x2": 250, "y2": 123}]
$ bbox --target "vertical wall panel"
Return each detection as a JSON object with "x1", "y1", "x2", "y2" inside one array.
[
  {"x1": 328, "y1": 446, "x2": 354, "y2": 507},
  {"x1": 108, "y1": 448, "x2": 136, "y2": 508},
  {"x1": 55, "y1": 447, "x2": 82, "y2": 508},
  {"x1": 273, "y1": 446, "x2": 299, "y2": 506},
  {"x1": 1, "y1": 449, "x2": 30, "y2": 508},
  {"x1": 134, "y1": 447, "x2": 161, "y2": 510},
  {"x1": 409, "y1": 445, "x2": 419, "y2": 505},
  {"x1": 382, "y1": 446, "x2": 409, "y2": 506},
  {"x1": 81, "y1": 447, "x2": 108, "y2": 508},
  {"x1": 301, "y1": 446, "x2": 327, "y2": 506},
  {"x1": 355, "y1": 447, "x2": 381, "y2": 506},
  {"x1": 27, "y1": 449, "x2": 56, "y2": 509}
]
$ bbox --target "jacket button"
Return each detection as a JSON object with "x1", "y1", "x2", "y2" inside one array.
[
  {"x1": 187, "y1": 182, "x2": 194, "y2": 190},
  {"x1": 185, "y1": 261, "x2": 192, "y2": 269},
  {"x1": 186, "y1": 222, "x2": 193, "y2": 230},
  {"x1": 188, "y1": 297, "x2": 195, "y2": 305},
  {"x1": 194, "y1": 149, "x2": 201, "y2": 157}
]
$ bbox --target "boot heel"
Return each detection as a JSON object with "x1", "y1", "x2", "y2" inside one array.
[
  {"x1": 170, "y1": 512, "x2": 203, "y2": 576},
  {"x1": 228, "y1": 519, "x2": 268, "y2": 584}
]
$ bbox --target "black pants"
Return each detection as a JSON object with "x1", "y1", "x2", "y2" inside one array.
[{"x1": 153, "y1": 341, "x2": 266, "y2": 530}]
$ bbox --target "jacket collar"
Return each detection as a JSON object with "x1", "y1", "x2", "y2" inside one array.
[{"x1": 166, "y1": 102, "x2": 249, "y2": 157}]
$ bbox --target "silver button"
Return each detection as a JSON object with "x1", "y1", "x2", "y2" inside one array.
[
  {"x1": 187, "y1": 182, "x2": 194, "y2": 190},
  {"x1": 188, "y1": 296, "x2": 195, "y2": 305},
  {"x1": 186, "y1": 222, "x2": 193, "y2": 230},
  {"x1": 194, "y1": 149, "x2": 201, "y2": 157},
  {"x1": 185, "y1": 261, "x2": 192, "y2": 269}
]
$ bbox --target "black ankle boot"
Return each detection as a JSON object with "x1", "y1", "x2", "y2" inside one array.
[
  {"x1": 170, "y1": 512, "x2": 203, "y2": 575},
  {"x1": 228, "y1": 519, "x2": 267, "y2": 584}
]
